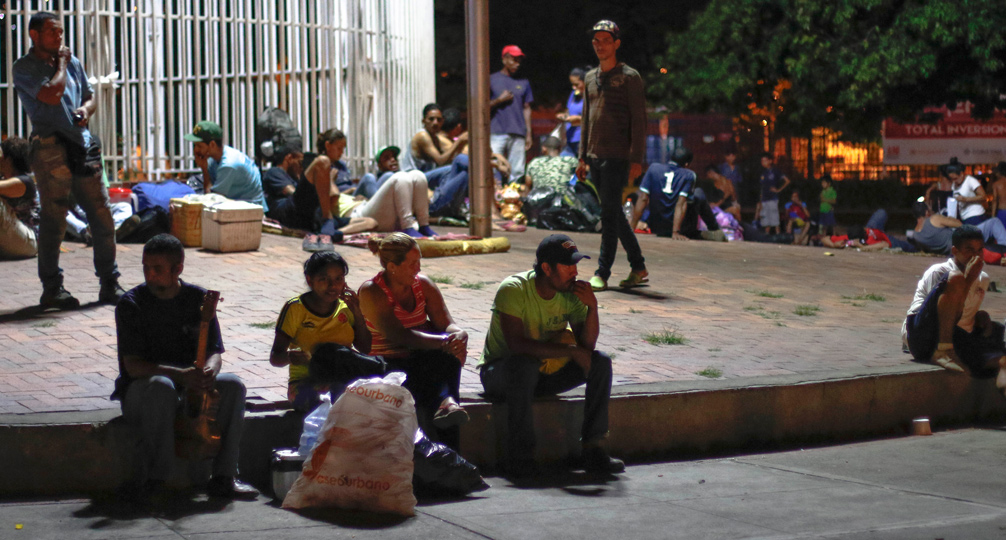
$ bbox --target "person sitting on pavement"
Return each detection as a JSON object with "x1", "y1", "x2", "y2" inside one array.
[
  {"x1": 184, "y1": 121, "x2": 268, "y2": 210},
  {"x1": 478, "y1": 234, "x2": 622, "y2": 478},
  {"x1": 911, "y1": 201, "x2": 1006, "y2": 256},
  {"x1": 112, "y1": 233, "x2": 257, "y2": 501},
  {"x1": 902, "y1": 225, "x2": 1006, "y2": 388},
  {"x1": 0, "y1": 137, "x2": 40, "y2": 259},
  {"x1": 526, "y1": 136, "x2": 579, "y2": 192},
  {"x1": 707, "y1": 187, "x2": 744, "y2": 241},
  {"x1": 630, "y1": 146, "x2": 722, "y2": 241},
  {"x1": 355, "y1": 146, "x2": 400, "y2": 200},
  {"x1": 705, "y1": 164, "x2": 741, "y2": 221},
  {"x1": 401, "y1": 103, "x2": 468, "y2": 174},
  {"x1": 357, "y1": 233, "x2": 469, "y2": 436},
  {"x1": 263, "y1": 137, "x2": 374, "y2": 251},
  {"x1": 784, "y1": 190, "x2": 810, "y2": 235},
  {"x1": 269, "y1": 252, "x2": 371, "y2": 412},
  {"x1": 945, "y1": 160, "x2": 987, "y2": 226}
]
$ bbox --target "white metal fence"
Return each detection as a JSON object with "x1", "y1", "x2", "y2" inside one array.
[{"x1": 2, "y1": 0, "x2": 435, "y2": 182}]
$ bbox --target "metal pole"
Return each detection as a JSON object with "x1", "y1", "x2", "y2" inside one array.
[{"x1": 465, "y1": 0, "x2": 492, "y2": 237}]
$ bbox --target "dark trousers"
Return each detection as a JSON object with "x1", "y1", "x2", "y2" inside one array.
[
  {"x1": 480, "y1": 351, "x2": 613, "y2": 462},
  {"x1": 589, "y1": 158, "x2": 644, "y2": 280},
  {"x1": 655, "y1": 187, "x2": 720, "y2": 238},
  {"x1": 309, "y1": 344, "x2": 461, "y2": 410}
]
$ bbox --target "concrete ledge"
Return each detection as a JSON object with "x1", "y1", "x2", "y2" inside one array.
[{"x1": 2, "y1": 365, "x2": 1005, "y2": 498}]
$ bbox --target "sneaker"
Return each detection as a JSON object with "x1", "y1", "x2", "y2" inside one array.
[
  {"x1": 432, "y1": 398, "x2": 469, "y2": 429},
  {"x1": 99, "y1": 279, "x2": 126, "y2": 305},
  {"x1": 581, "y1": 445, "x2": 625, "y2": 474},
  {"x1": 418, "y1": 225, "x2": 438, "y2": 237},
  {"x1": 931, "y1": 348, "x2": 967, "y2": 374},
  {"x1": 302, "y1": 234, "x2": 321, "y2": 252},
  {"x1": 588, "y1": 275, "x2": 607, "y2": 292},
  {"x1": 206, "y1": 476, "x2": 259, "y2": 500},
  {"x1": 115, "y1": 214, "x2": 142, "y2": 242},
  {"x1": 40, "y1": 286, "x2": 80, "y2": 311},
  {"x1": 316, "y1": 235, "x2": 335, "y2": 252},
  {"x1": 618, "y1": 269, "x2": 649, "y2": 289}
]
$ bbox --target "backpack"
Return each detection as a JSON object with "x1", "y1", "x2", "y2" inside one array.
[{"x1": 255, "y1": 107, "x2": 303, "y2": 164}]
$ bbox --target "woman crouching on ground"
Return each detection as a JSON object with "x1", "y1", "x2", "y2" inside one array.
[{"x1": 359, "y1": 233, "x2": 469, "y2": 435}]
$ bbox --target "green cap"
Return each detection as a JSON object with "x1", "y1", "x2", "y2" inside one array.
[
  {"x1": 373, "y1": 145, "x2": 400, "y2": 165},
  {"x1": 183, "y1": 121, "x2": 223, "y2": 143}
]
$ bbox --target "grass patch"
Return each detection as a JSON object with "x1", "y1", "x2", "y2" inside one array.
[
  {"x1": 629, "y1": 308, "x2": 642, "y2": 314},
  {"x1": 746, "y1": 289, "x2": 783, "y2": 298},
  {"x1": 743, "y1": 305, "x2": 763, "y2": 312},
  {"x1": 696, "y1": 367, "x2": 723, "y2": 378},
  {"x1": 880, "y1": 318, "x2": 900, "y2": 323},
  {"x1": 609, "y1": 353, "x2": 616, "y2": 360},
  {"x1": 707, "y1": 347, "x2": 721, "y2": 352},
  {"x1": 616, "y1": 347, "x2": 627, "y2": 352},
  {"x1": 841, "y1": 293, "x2": 886, "y2": 302},
  {"x1": 757, "y1": 311, "x2": 781, "y2": 320},
  {"x1": 32, "y1": 321, "x2": 56, "y2": 328},
  {"x1": 794, "y1": 305, "x2": 821, "y2": 316},
  {"x1": 429, "y1": 274, "x2": 453, "y2": 285},
  {"x1": 775, "y1": 321, "x2": 787, "y2": 327},
  {"x1": 849, "y1": 302, "x2": 865, "y2": 307},
  {"x1": 459, "y1": 282, "x2": 484, "y2": 290},
  {"x1": 249, "y1": 321, "x2": 275, "y2": 329},
  {"x1": 643, "y1": 329, "x2": 687, "y2": 346}
]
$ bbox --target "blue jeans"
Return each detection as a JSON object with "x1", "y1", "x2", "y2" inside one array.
[
  {"x1": 480, "y1": 351, "x2": 612, "y2": 463},
  {"x1": 429, "y1": 155, "x2": 470, "y2": 216},
  {"x1": 121, "y1": 373, "x2": 246, "y2": 482},
  {"x1": 356, "y1": 171, "x2": 395, "y2": 200},
  {"x1": 424, "y1": 165, "x2": 452, "y2": 191},
  {"x1": 31, "y1": 135, "x2": 119, "y2": 289},
  {"x1": 864, "y1": 209, "x2": 917, "y2": 252},
  {"x1": 589, "y1": 157, "x2": 645, "y2": 280}
]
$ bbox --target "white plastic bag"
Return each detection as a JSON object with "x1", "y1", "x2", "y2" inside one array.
[
  {"x1": 282, "y1": 372, "x2": 418, "y2": 516},
  {"x1": 298, "y1": 394, "x2": 332, "y2": 457}
]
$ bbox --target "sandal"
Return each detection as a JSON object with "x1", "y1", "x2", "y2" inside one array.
[{"x1": 618, "y1": 269, "x2": 649, "y2": 288}]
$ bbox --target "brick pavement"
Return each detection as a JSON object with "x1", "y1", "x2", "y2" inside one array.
[{"x1": 3, "y1": 227, "x2": 1005, "y2": 415}]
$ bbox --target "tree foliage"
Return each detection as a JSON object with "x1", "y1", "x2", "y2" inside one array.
[{"x1": 650, "y1": 0, "x2": 1006, "y2": 141}]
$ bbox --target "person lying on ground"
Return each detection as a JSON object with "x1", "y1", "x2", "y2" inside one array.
[
  {"x1": 268, "y1": 251, "x2": 372, "y2": 412},
  {"x1": 911, "y1": 201, "x2": 1006, "y2": 256},
  {"x1": 357, "y1": 233, "x2": 469, "y2": 440},
  {"x1": 0, "y1": 136, "x2": 39, "y2": 259},
  {"x1": 631, "y1": 146, "x2": 720, "y2": 241},
  {"x1": 902, "y1": 225, "x2": 1006, "y2": 390},
  {"x1": 818, "y1": 209, "x2": 916, "y2": 252},
  {"x1": 478, "y1": 234, "x2": 623, "y2": 479},
  {"x1": 705, "y1": 164, "x2": 741, "y2": 221},
  {"x1": 112, "y1": 233, "x2": 257, "y2": 502},
  {"x1": 355, "y1": 145, "x2": 400, "y2": 200},
  {"x1": 401, "y1": 103, "x2": 468, "y2": 173},
  {"x1": 184, "y1": 121, "x2": 268, "y2": 210}
]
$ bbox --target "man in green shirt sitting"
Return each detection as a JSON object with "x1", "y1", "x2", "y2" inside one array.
[{"x1": 479, "y1": 234, "x2": 623, "y2": 478}]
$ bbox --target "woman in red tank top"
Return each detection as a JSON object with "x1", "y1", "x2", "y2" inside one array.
[{"x1": 359, "y1": 233, "x2": 469, "y2": 432}]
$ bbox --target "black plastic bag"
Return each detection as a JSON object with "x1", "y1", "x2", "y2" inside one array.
[
  {"x1": 523, "y1": 187, "x2": 559, "y2": 226},
  {"x1": 535, "y1": 183, "x2": 601, "y2": 232},
  {"x1": 412, "y1": 429, "x2": 488, "y2": 497},
  {"x1": 119, "y1": 207, "x2": 171, "y2": 243}
]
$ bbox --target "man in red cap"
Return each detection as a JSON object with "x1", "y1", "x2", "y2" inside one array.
[{"x1": 490, "y1": 45, "x2": 534, "y2": 184}]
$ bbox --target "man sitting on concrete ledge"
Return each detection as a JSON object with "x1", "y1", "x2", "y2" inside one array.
[
  {"x1": 478, "y1": 234, "x2": 622, "y2": 478},
  {"x1": 902, "y1": 225, "x2": 1006, "y2": 389},
  {"x1": 112, "y1": 234, "x2": 258, "y2": 502}
]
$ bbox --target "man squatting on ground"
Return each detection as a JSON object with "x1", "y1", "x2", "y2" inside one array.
[
  {"x1": 112, "y1": 234, "x2": 258, "y2": 500},
  {"x1": 903, "y1": 225, "x2": 1006, "y2": 389},
  {"x1": 12, "y1": 11, "x2": 124, "y2": 309},
  {"x1": 479, "y1": 234, "x2": 623, "y2": 478},
  {"x1": 577, "y1": 20, "x2": 648, "y2": 292}
]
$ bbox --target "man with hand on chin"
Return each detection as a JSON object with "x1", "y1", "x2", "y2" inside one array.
[
  {"x1": 184, "y1": 120, "x2": 268, "y2": 210},
  {"x1": 478, "y1": 234, "x2": 623, "y2": 479}
]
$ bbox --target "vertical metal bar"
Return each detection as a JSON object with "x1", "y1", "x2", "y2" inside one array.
[{"x1": 466, "y1": 0, "x2": 492, "y2": 237}]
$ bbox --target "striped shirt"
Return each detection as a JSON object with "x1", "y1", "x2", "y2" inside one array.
[{"x1": 366, "y1": 272, "x2": 430, "y2": 357}]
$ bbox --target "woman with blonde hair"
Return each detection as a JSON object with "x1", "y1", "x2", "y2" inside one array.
[{"x1": 358, "y1": 233, "x2": 469, "y2": 434}]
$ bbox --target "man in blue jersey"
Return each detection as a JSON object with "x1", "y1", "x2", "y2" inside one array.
[{"x1": 631, "y1": 147, "x2": 720, "y2": 240}]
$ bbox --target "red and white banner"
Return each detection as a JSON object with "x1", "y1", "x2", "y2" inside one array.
[{"x1": 883, "y1": 103, "x2": 1006, "y2": 165}]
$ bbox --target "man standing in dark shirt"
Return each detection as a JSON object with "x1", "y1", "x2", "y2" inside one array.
[
  {"x1": 576, "y1": 20, "x2": 648, "y2": 291},
  {"x1": 113, "y1": 234, "x2": 256, "y2": 501}
]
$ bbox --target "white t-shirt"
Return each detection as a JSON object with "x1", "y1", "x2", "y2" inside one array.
[
  {"x1": 901, "y1": 257, "x2": 989, "y2": 344},
  {"x1": 952, "y1": 175, "x2": 984, "y2": 221}
]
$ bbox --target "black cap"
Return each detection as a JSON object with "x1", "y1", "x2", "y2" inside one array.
[{"x1": 536, "y1": 234, "x2": 590, "y2": 266}]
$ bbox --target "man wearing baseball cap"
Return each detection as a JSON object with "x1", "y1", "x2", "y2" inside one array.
[
  {"x1": 478, "y1": 234, "x2": 623, "y2": 479},
  {"x1": 184, "y1": 120, "x2": 268, "y2": 210},
  {"x1": 576, "y1": 20, "x2": 649, "y2": 292},
  {"x1": 489, "y1": 45, "x2": 534, "y2": 183},
  {"x1": 356, "y1": 145, "x2": 400, "y2": 200}
]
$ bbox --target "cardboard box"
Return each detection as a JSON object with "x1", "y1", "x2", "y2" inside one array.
[
  {"x1": 169, "y1": 198, "x2": 204, "y2": 247},
  {"x1": 201, "y1": 201, "x2": 264, "y2": 252}
]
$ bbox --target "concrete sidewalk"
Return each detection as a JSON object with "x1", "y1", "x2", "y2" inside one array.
[
  {"x1": 3, "y1": 427, "x2": 1005, "y2": 539},
  {"x1": 4, "y1": 225, "x2": 1004, "y2": 414}
]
